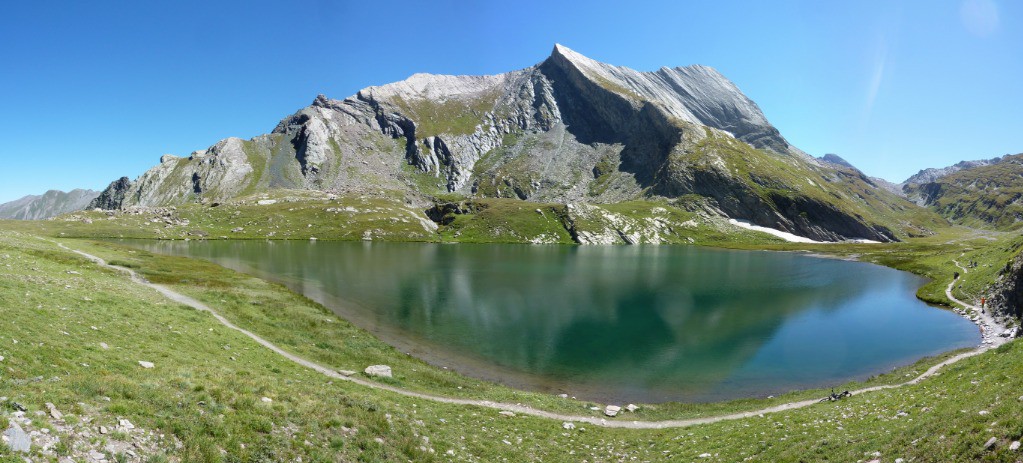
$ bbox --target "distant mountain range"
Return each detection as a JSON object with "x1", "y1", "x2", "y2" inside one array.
[{"x1": 0, "y1": 189, "x2": 99, "y2": 220}]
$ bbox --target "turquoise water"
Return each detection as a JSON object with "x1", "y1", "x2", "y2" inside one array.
[{"x1": 129, "y1": 240, "x2": 980, "y2": 403}]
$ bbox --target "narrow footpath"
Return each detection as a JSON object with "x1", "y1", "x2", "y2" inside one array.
[
  {"x1": 57, "y1": 241, "x2": 1009, "y2": 430},
  {"x1": 949, "y1": 260, "x2": 1011, "y2": 348}
]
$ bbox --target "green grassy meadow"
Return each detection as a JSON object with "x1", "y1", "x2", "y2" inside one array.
[{"x1": 1, "y1": 201, "x2": 1022, "y2": 461}]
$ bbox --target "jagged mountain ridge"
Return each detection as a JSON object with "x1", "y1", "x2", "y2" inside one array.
[
  {"x1": 0, "y1": 189, "x2": 99, "y2": 220},
  {"x1": 92, "y1": 44, "x2": 944, "y2": 242},
  {"x1": 902, "y1": 157, "x2": 1003, "y2": 187}
]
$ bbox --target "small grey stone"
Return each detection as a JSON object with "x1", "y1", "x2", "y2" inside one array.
[
  {"x1": 561, "y1": 422, "x2": 575, "y2": 430},
  {"x1": 984, "y1": 437, "x2": 997, "y2": 449},
  {"x1": 45, "y1": 402, "x2": 63, "y2": 420},
  {"x1": 138, "y1": 360, "x2": 155, "y2": 369},
  {"x1": 499, "y1": 411, "x2": 515, "y2": 417},
  {"x1": 4, "y1": 421, "x2": 30, "y2": 453},
  {"x1": 603, "y1": 405, "x2": 621, "y2": 417},
  {"x1": 625, "y1": 404, "x2": 639, "y2": 413},
  {"x1": 337, "y1": 370, "x2": 356, "y2": 376},
  {"x1": 1009, "y1": 440, "x2": 1020, "y2": 451},
  {"x1": 364, "y1": 365, "x2": 392, "y2": 378}
]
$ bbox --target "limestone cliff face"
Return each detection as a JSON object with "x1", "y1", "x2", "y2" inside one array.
[{"x1": 92, "y1": 44, "x2": 938, "y2": 241}]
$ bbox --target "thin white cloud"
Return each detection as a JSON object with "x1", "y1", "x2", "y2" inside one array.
[
  {"x1": 865, "y1": 43, "x2": 887, "y2": 117},
  {"x1": 961, "y1": 0, "x2": 1000, "y2": 37}
]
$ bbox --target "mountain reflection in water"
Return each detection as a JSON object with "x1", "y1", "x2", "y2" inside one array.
[{"x1": 127, "y1": 240, "x2": 979, "y2": 403}]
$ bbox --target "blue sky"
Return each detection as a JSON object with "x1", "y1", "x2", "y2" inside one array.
[{"x1": 1, "y1": 0, "x2": 1020, "y2": 203}]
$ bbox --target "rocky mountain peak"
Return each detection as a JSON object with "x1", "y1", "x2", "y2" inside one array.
[
  {"x1": 312, "y1": 94, "x2": 332, "y2": 107},
  {"x1": 546, "y1": 44, "x2": 800, "y2": 157},
  {"x1": 85, "y1": 44, "x2": 933, "y2": 242},
  {"x1": 820, "y1": 154, "x2": 856, "y2": 169}
]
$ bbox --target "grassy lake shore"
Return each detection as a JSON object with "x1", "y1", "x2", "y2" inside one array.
[{"x1": 1, "y1": 207, "x2": 1021, "y2": 461}]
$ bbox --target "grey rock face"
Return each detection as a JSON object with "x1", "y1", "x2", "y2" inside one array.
[
  {"x1": 4, "y1": 421, "x2": 30, "y2": 453},
  {"x1": 988, "y1": 248, "x2": 1023, "y2": 322},
  {"x1": 547, "y1": 44, "x2": 802, "y2": 157},
  {"x1": 0, "y1": 188, "x2": 99, "y2": 220},
  {"x1": 89, "y1": 177, "x2": 133, "y2": 210}
]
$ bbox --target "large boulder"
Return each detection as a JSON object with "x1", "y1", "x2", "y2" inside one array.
[{"x1": 364, "y1": 365, "x2": 392, "y2": 378}]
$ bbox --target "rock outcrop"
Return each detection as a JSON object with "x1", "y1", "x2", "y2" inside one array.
[
  {"x1": 989, "y1": 248, "x2": 1023, "y2": 322},
  {"x1": 89, "y1": 177, "x2": 132, "y2": 210},
  {"x1": 0, "y1": 189, "x2": 99, "y2": 220}
]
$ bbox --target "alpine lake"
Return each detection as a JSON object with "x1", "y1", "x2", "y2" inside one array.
[{"x1": 125, "y1": 240, "x2": 979, "y2": 403}]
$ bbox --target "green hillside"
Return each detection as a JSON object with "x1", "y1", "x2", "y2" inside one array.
[{"x1": 905, "y1": 154, "x2": 1023, "y2": 230}]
